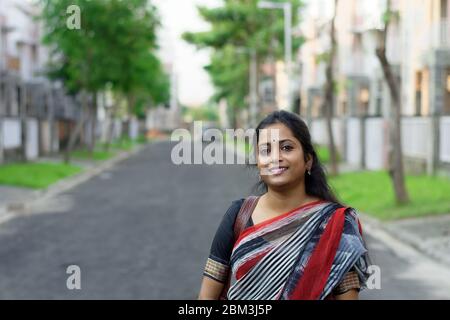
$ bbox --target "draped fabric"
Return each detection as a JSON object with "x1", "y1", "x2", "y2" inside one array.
[{"x1": 226, "y1": 201, "x2": 369, "y2": 300}]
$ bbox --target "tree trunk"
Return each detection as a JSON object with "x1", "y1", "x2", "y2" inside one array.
[
  {"x1": 249, "y1": 49, "x2": 258, "y2": 128},
  {"x1": 104, "y1": 100, "x2": 118, "y2": 153},
  {"x1": 375, "y1": 0, "x2": 409, "y2": 204},
  {"x1": 229, "y1": 105, "x2": 237, "y2": 129},
  {"x1": 323, "y1": 0, "x2": 339, "y2": 176},
  {"x1": 20, "y1": 84, "x2": 28, "y2": 162},
  {"x1": 64, "y1": 91, "x2": 89, "y2": 164},
  {"x1": 125, "y1": 94, "x2": 136, "y2": 140},
  {"x1": 88, "y1": 92, "x2": 98, "y2": 158},
  {"x1": 0, "y1": 117, "x2": 4, "y2": 164},
  {"x1": 47, "y1": 86, "x2": 56, "y2": 155}
]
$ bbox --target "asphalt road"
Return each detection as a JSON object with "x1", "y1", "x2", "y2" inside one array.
[{"x1": 0, "y1": 141, "x2": 449, "y2": 299}]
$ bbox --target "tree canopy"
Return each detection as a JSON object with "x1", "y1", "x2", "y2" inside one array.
[
  {"x1": 40, "y1": 0, "x2": 170, "y2": 113},
  {"x1": 183, "y1": 0, "x2": 304, "y2": 125}
]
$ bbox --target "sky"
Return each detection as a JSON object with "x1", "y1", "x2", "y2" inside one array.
[{"x1": 153, "y1": 0, "x2": 222, "y2": 107}]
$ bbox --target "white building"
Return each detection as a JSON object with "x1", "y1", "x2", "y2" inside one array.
[
  {"x1": 0, "y1": 0, "x2": 74, "y2": 162},
  {"x1": 299, "y1": 0, "x2": 450, "y2": 174}
]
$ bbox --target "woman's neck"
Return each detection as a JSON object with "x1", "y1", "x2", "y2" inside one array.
[{"x1": 264, "y1": 183, "x2": 317, "y2": 212}]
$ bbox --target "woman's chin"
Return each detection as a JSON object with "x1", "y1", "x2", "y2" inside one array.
[{"x1": 265, "y1": 177, "x2": 292, "y2": 189}]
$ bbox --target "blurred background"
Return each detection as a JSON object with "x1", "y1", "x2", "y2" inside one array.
[{"x1": 0, "y1": 0, "x2": 449, "y2": 299}]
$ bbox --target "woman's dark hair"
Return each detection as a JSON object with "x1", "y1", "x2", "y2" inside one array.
[{"x1": 251, "y1": 110, "x2": 342, "y2": 205}]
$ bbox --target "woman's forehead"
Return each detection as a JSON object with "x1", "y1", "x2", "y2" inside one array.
[{"x1": 258, "y1": 123, "x2": 296, "y2": 143}]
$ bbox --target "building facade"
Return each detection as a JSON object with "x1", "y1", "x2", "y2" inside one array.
[{"x1": 298, "y1": 0, "x2": 450, "y2": 175}]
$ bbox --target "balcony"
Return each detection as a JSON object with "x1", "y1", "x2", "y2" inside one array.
[{"x1": 429, "y1": 19, "x2": 449, "y2": 49}]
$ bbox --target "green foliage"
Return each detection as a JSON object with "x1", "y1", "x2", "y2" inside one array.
[
  {"x1": 335, "y1": 79, "x2": 352, "y2": 95},
  {"x1": 315, "y1": 51, "x2": 330, "y2": 65},
  {"x1": 315, "y1": 144, "x2": 341, "y2": 164},
  {"x1": 382, "y1": 9, "x2": 400, "y2": 24},
  {"x1": 183, "y1": 105, "x2": 219, "y2": 122},
  {"x1": 207, "y1": 45, "x2": 249, "y2": 113},
  {"x1": 183, "y1": 0, "x2": 304, "y2": 124},
  {"x1": 40, "y1": 0, "x2": 170, "y2": 111}
]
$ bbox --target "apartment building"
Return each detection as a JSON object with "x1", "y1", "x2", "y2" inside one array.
[{"x1": 298, "y1": 0, "x2": 450, "y2": 175}]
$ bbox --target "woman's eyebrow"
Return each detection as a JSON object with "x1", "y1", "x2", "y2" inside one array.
[
  {"x1": 279, "y1": 139, "x2": 295, "y2": 144},
  {"x1": 258, "y1": 139, "x2": 295, "y2": 147}
]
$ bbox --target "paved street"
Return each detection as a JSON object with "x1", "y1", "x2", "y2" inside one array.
[{"x1": 0, "y1": 141, "x2": 449, "y2": 299}]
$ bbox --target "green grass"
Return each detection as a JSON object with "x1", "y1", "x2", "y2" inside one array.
[
  {"x1": 99, "y1": 136, "x2": 147, "y2": 152},
  {"x1": 71, "y1": 149, "x2": 115, "y2": 161},
  {"x1": 136, "y1": 135, "x2": 149, "y2": 144},
  {"x1": 224, "y1": 134, "x2": 252, "y2": 156},
  {"x1": 315, "y1": 144, "x2": 341, "y2": 164},
  {"x1": 329, "y1": 171, "x2": 450, "y2": 220},
  {"x1": 0, "y1": 162, "x2": 82, "y2": 189},
  {"x1": 237, "y1": 139, "x2": 252, "y2": 155}
]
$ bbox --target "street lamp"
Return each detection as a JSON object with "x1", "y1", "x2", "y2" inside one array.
[{"x1": 258, "y1": 1, "x2": 293, "y2": 111}]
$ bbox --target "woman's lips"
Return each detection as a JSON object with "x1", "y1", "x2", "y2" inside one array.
[{"x1": 268, "y1": 167, "x2": 288, "y2": 175}]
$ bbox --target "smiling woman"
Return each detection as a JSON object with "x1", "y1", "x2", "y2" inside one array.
[{"x1": 198, "y1": 110, "x2": 371, "y2": 300}]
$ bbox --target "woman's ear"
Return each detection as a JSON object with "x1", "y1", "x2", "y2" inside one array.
[{"x1": 306, "y1": 153, "x2": 313, "y2": 169}]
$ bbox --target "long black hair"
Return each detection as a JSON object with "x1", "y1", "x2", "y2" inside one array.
[{"x1": 251, "y1": 110, "x2": 342, "y2": 205}]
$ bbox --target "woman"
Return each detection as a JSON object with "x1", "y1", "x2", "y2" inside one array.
[{"x1": 198, "y1": 111, "x2": 369, "y2": 300}]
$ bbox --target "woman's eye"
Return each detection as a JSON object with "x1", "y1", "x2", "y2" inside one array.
[
  {"x1": 259, "y1": 149, "x2": 269, "y2": 156},
  {"x1": 281, "y1": 145, "x2": 293, "y2": 152}
]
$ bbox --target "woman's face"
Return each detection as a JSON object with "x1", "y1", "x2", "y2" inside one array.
[{"x1": 256, "y1": 123, "x2": 312, "y2": 190}]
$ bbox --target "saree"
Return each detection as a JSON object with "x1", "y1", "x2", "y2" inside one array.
[{"x1": 224, "y1": 200, "x2": 369, "y2": 300}]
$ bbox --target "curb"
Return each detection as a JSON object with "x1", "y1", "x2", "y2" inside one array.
[
  {"x1": 340, "y1": 200, "x2": 450, "y2": 269},
  {"x1": 0, "y1": 143, "x2": 149, "y2": 225},
  {"x1": 359, "y1": 212, "x2": 450, "y2": 268}
]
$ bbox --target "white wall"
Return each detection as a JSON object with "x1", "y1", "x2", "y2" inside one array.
[
  {"x1": 129, "y1": 117, "x2": 139, "y2": 140},
  {"x1": 40, "y1": 120, "x2": 52, "y2": 154},
  {"x1": 440, "y1": 117, "x2": 450, "y2": 163},
  {"x1": 310, "y1": 119, "x2": 327, "y2": 145},
  {"x1": 2, "y1": 118, "x2": 21, "y2": 149},
  {"x1": 401, "y1": 117, "x2": 431, "y2": 159},
  {"x1": 346, "y1": 118, "x2": 362, "y2": 166},
  {"x1": 365, "y1": 118, "x2": 386, "y2": 170},
  {"x1": 310, "y1": 118, "x2": 344, "y2": 151},
  {"x1": 26, "y1": 118, "x2": 38, "y2": 160}
]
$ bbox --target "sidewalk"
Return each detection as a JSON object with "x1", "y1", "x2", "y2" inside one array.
[
  {"x1": 328, "y1": 162, "x2": 450, "y2": 268},
  {"x1": 383, "y1": 215, "x2": 450, "y2": 266},
  {"x1": 0, "y1": 142, "x2": 153, "y2": 225}
]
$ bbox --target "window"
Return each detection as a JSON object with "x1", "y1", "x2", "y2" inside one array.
[
  {"x1": 31, "y1": 44, "x2": 38, "y2": 69},
  {"x1": 376, "y1": 80, "x2": 383, "y2": 117},
  {"x1": 358, "y1": 87, "x2": 370, "y2": 116},
  {"x1": 415, "y1": 71, "x2": 423, "y2": 116},
  {"x1": 444, "y1": 68, "x2": 450, "y2": 115},
  {"x1": 0, "y1": 81, "x2": 5, "y2": 116},
  {"x1": 441, "y1": 0, "x2": 448, "y2": 19},
  {"x1": 16, "y1": 86, "x2": 21, "y2": 116}
]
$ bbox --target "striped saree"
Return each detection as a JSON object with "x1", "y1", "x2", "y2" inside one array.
[{"x1": 225, "y1": 200, "x2": 369, "y2": 300}]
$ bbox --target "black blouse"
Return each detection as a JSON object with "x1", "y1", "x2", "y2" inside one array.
[{"x1": 208, "y1": 198, "x2": 248, "y2": 266}]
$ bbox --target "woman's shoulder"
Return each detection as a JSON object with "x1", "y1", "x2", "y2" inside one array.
[
  {"x1": 327, "y1": 202, "x2": 360, "y2": 217},
  {"x1": 338, "y1": 205, "x2": 364, "y2": 236},
  {"x1": 224, "y1": 198, "x2": 245, "y2": 219},
  {"x1": 343, "y1": 206, "x2": 361, "y2": 221}
]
